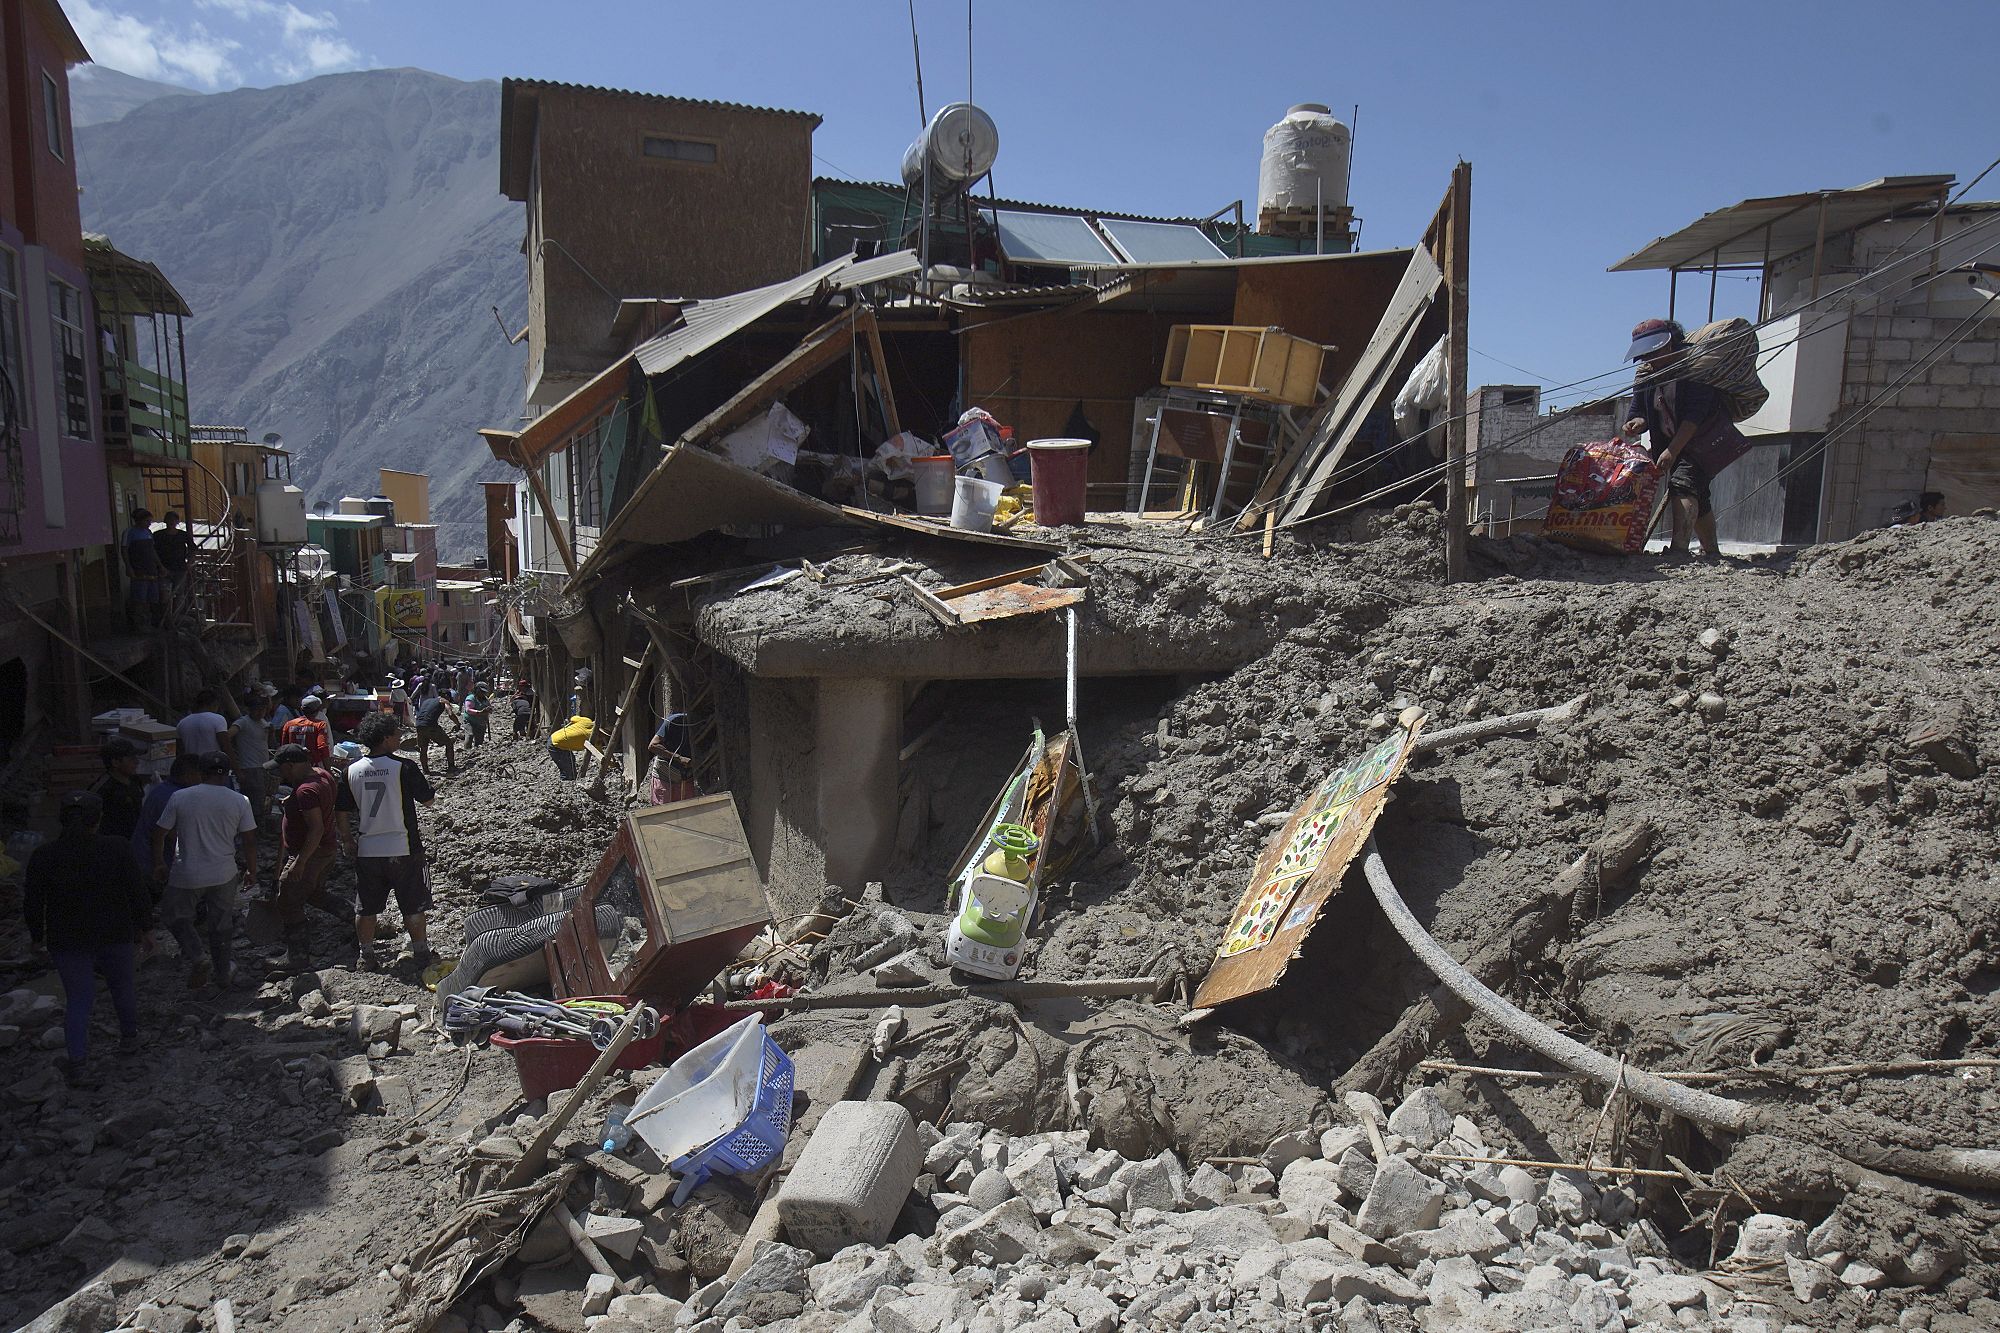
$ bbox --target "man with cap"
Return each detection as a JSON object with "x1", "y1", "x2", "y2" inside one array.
[
  {"x1": 410, "y1": 686, "x2": 460, "y2": 774},
  {"x1": 24, "y1": 791, "x2": 151, "y2": 1084},
  {"x1": 1623, "y1": 318, "x2": 1741, "y2": 560},
  {"x1": 91, "y1": 736, "x2": 151, "y2": 842},
  {"x1": 153, "y1": 751, "x2": 258, "y2": 989},
  {"x1": 337, "y1": 711, "x2": 437, "y2": 972},
  {"x1": 133, "y1": 752, "x2": 201, "y2": 891},
  {"x1": 273, "y1": 742, "x2": 340, "y2": 966},
  {"x1": 280, "y1": 694, "x2": 332, "y2": 765}
]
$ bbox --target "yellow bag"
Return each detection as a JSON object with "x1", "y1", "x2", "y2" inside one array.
[{"x1": 551, "y1": 716, "x2": 594, "y2": 751}]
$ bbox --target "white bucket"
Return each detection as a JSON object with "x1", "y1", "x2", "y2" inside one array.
[
  {"x1": 950, "y1": 476, "x2": 1005, "y2": 531},
  {"x1": 913, "y1": 456, "x2": 956, "y2": 516}
]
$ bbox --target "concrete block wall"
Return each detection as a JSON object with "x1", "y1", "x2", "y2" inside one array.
[
  {"x1": 1467, "y1": 385, "x2": 1628, "y2": 533},
  {"x1": 1823, "y1": 301, "x2": 2000, "y2": 536}
]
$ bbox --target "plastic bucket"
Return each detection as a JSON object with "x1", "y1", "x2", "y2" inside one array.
[
  {"x1": 1027, "y1": 438, "x2": 1091, "y2": 527},
  {"x1": 951, "y1": 476, "x2": 1005, "y2": 531},
  {"x1": 913, "y1": 455, "x2": 956, "y2": 516},
  {"x1": 489, "y1": 995, "x2": 666, "y2": 1102}
]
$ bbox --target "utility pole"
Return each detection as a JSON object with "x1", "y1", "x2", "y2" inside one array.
[{"x1": 1444, "y1": 161, "x2": 1472, "y2": 584}]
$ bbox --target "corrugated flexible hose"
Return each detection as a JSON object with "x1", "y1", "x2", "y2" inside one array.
[{"x1": 1361, "y1": 837, "x2": 2000, "y2": 1193}]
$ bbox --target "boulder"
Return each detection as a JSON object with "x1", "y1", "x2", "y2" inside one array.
[
  {"x1": 709, "y1": 1241, "x2": 814, "y2": 1324},
  {"x1": 1277, "y1": 1157, "x2": 1346, "y2": 1225},
  {"x1": 1003, "y1": 1143, "x2": 1064, "y2": 1220},
  {"x1": 941, "y1": 1196, "x2": 1044, "y2": 1267},
  {"x1": 1385, "y1": 1087, "x2": 1453, "y2": 1148},
  {"x1": 1731, "y1": 1213, "x2": 1807, "y2": 1265},
  {"x1": 1353, "y1": 1156, "x2": 1444, "y2": 1239}
]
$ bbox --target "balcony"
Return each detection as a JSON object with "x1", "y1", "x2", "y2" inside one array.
[{"x1": 102, "y1": 358, "x2": 192, "y2": 462}]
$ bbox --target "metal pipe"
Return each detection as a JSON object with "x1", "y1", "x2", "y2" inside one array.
[{"x1": 724, "y1": 975, "x2": 1162, "y2": 1011}]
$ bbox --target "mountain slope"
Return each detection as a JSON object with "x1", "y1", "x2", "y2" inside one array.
[
  {"x1": 76, "y1": 67, "x2": 524, "y2": 557},
  {"x1": 70, "y1": 65, "x2": 198, "y2": 128}
]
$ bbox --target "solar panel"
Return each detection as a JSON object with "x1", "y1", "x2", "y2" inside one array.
[
  {"x1": 1100, "y1": 218, "x2": 1228, "y2": 263},
  {"x1": 990, "y1": 209, "x2": 1120, "y2": 265}
]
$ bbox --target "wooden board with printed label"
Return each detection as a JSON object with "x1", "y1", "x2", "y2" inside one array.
[{"x1": 1193, "y1": 715, "x2": 1424, "y2": 1008}]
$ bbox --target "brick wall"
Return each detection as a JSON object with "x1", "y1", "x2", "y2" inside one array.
[{"x1": 1467, "y1": 385, "x2": 1628, "y2": 534}]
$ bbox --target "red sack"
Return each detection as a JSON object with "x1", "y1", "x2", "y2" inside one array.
[{"x1": 1542, "y1": 440, "x2": 1662, "y2": 555}]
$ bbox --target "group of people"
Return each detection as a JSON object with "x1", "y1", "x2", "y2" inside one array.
[
  {"x1": 120, "y1": 509, "x2": 197, "y2": 631},
  {"x1": 21, "y1": 680, "x2": 460, "y2": 1085}
]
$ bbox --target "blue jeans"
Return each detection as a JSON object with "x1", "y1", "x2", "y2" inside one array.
[
  {"x1": 548, "y1": 744, "x2": 577, "y2": 780},
  {"x1": 50, "y1": 943, "x2": 139, "y2": 1062}
]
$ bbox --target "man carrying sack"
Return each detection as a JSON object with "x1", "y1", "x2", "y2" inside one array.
[{"x1": 1623, "y1": 318, "x2": 1757, "y2": 561}]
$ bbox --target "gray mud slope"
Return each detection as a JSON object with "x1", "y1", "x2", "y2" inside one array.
[{"x1": 1042, "y1": 516, "x2": 1997, "y2": 1246}]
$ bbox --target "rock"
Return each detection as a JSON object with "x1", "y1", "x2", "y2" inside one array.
[
  {"x1": 1732, "y1": 1213, "x2": 1808, "y2": 1265},
  {"x1": 297, "y1": 989, "x2": 332, "y2": 1019},
  {"x1": 1385, "y1": 1087, "x2": 1453, "y2": 1148},
  {"x1": 1003, "y1": 1143, "x2": 1064, "y2": 1220},
  {"x1": 1840, "y1": 1259, "x2": 1888, "y2": 1289},
  {"x1": 1323, "y1": 1216, "x2": 1397, "y2": 1266},
  {"x1": 777, "y1": 1100, "x2": 923, "y2": 1257},
  {"x1": 966, "y1": 1166, "x2": 1014, "y2": 1212},
  {"x1": 924, "y1": 1123, "x2": 979, "y2": 1176},
  {"x1": 1568, "y1": 1281, "x2": 1624, "y2": 1332},
  {"x1": 15, "y1": 1279, "x2": 119, "y2": 1333},
  {"x1": 1278, "y1": 1157, "x2": 1346, "y2": 1225},
  {"x1": 1228, "y1": 1162, "x2": 1276, "y2": 1195},
  {"x1": 810, "y1": 1247, "x2": 911, "y2": 1313},
  {"x1": 1340, "y1": 1090, "x2": 1386, "y2": 1130},
  {"x1": 579, "y1": 1272, "x2": 616, "y2": 1318},
  {"x1": 1696, "y1": 691, "x2": 1728, "y2": 721},
  {"x1": 676, "y1": 1187, "x2": 752, "y2": 1281},
  {"x1": 1631, "y1": 1272, "x2": 1708, "y2": 1321},
  {"x1": 348, "y1": 1004, "x2": 403, "y2": 1048},
  {"x1": 709, "y1": 1240, "x2": 813, "y2": 1323},
  {"x1": 873, "y1": 1284, "x2": 975, "y2": 1333},
  {"x1": 1049, "y1": 1280, "x2": 1120, "y2": 1333},
  {"x1": 606, "y1": 1293, "x2": 680, "y2": 1323},
  {"x1": 583, "y1": 1212, "x2": 643, "y2": 1261},
  {"x1": 1384, "y1": 1210, "x2": 1509, "y2": 1267},
  {"x1": 1543, "y1": 1170, "x2": 1594, "y2": 1224},
  {"x1": 869, "y1": 949, "x2": 929, "y2": 986},
  {"x1": 1787, "y1": 1256, "x2": 1837, "y2": 1303},
  {"x1": 1260, "y1": 1129, "x2": 1319, "y2": 1177},
  {"x1": 1068, "y1": 1148, "x2": 1124, "y2": 1193},
  {"x1": 1497, "y1": 1165, "x2": 1540, "y2": 1205},
  {"x1": 1111, "y1": 1152, "x2": 1184, "y2": 1214},
  {"x1": 1320, "y1": 1125, "x2": 1368, "y2": 1162},
  {"x1": 1334, "y1": 1146, "x2": 1376, "y2": 1202},
  {"x1": 1276, "y1": 1254, "x2": 1346, "y2": 1308},
  {"x1": 1184, "y1": 1161, "x2": 1233, "y2": 1208},
  {"x1": 1125, "y1": 1281, "x2": 1200, "y2": 1326},
  {"x1": 1895, "y1": 1237, "x2": 1962, "y2": 1288},
  {"x1": 1182, "y1": 1205, "x2": 1282, "y2": 1256},
  {"x1": 942, "y1": 1196, "x2": 1044, "y2": 1267},
  {"x1": 1353, "y1": 1155, "x2": 1444, "y2": 1239},
  {"x1": 1698, "y1": 627, "x2": 1730, "y2": 655}
]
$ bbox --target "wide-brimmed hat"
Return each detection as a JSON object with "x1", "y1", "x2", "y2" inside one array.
[{"x1": 1627, "y1": 318, "x2": 1684, "y2": 361}]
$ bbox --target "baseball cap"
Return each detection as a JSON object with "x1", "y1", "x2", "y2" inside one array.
[
  {"x1": 59, "y1": 789, "x2": 103, "y2": 820},
  {"x1": 300, "y1": 695, "x2": 325, "y2": 714},
  {"x1": 200, "y1": 750, "x2": 234, "y2": 775},
  {"x1": 1626, "y1": 318, "x2": 1683, "y2": 361},
  {"x1": 274, "y1": 742, "x2": 312, "y2": 765},
  {"x1": 100, "y1": 736, "x2": 143, "y2": 762}
]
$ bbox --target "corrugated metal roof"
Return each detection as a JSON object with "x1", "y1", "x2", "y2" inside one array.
[
  {"x1": 503, "y1": 77, "x2": 820, "y2": 124},
  {"x1": 1609, "y1": 175, "x2": 1956, "y2": 273},
  {"x1": 632, "y1": 251, "x2": 921, "y2": 376}
]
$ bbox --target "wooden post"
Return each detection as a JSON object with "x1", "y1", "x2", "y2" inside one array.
[
  {"x1": 55, "y1": 555, "x2": 91, "y2": 739},
  {"x1": 1809, "y1": 193, "x2": 1830, "y2": 302},
  {"x1": 1443, "y1": 161, "x2": 1471, "y2": 584},
  {"x1": 861, "y1": 307, "x2": 903, "y2": 440}
]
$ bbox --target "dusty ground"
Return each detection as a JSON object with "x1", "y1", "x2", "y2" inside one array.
[{"x1": 1, "y1": 513, "x2": 1995, "y2": 1331}]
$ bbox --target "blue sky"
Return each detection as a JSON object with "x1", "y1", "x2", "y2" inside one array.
[{"x1": 68, "y1": 0, "x2": 2000, "y2": 396}]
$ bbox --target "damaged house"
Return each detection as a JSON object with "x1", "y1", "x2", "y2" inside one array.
[{"x1": 483, "y1": 80, "x2": 1470, "y2": 917}]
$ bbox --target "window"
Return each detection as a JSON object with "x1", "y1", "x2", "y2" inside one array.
[
  {"x1": 0, "y1": 250, "x2": 23, "y2": 430},
  {"x1": 48, "y1": 279, "x2": 88, "y2": 438},
  {"x1": 642, "y1": 135, "x2": 718, "y2": 164},
  {"x1": 42, "y1": 74, "x2": 63, "y2": 159},
  {"x1": 229, "y1": 461, "x2": 255, "y2": 496}
]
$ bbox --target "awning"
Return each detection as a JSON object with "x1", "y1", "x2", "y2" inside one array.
[{"x1": 1609, "y1": 175, "x2": 1954, "y2": 272}]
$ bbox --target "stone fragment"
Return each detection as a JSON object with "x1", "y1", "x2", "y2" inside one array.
[
  {"x1": 1334, "y1": 1146, "x2": 1376, "y2": 1202},
  {"x1": 1353, "y1": 1155, "x2": 1444, "y2": 1239},
  {"x1": 1323, "y1": 1216, "x2": 1396, "y2": 1266},
  {"x1": 809, "y1": 1247, "x2": 911, "y2": 1313},
  {"x1": 348, "y1": 1004, "x2": 403, "y2": 1048},
  {"x1": 1839, "y1": 1259, "x2": 1888, "y2": 1289},
  {"x1": 1184, "y1": 1162, "x2": 1233, "y2": 1208},
  {"x1": 1111, "y1": 1152, "x2": 1184, "y2": 1214},
  {"x1": 1276, "y1": 1254, "x2": 1345, "y2": 1308},
  {"x1": 1260, "y1": 1129, "x2": 1319, "y2": 1178},
  {"x1": 1385, "y1": 1087, "x2": 1454, "y2": 1148},
  {"x1": 582, "y1": 1213, "x2": 643, "y2": 1261},
  {"x1": 1697, "y1": 691, "x2": 1728, "y2": 721},
  {"x1": 605, "y1": 1293, "x2": 680, "y2": 1323},
  {"x1": 709, "y1": 1241, "x2": 813, "y2": 1323},
  {"x1": 1004, "y1": 1143, "x2": 1064, "y2": 1220},
  {"x1": 1319, "y1": 1124, "x2": 1368, "y2": 1162},
  {"x1": 942, "y1": 1196, "x2": 1043, "y2": 1267},
  {"x1": 579, "y1": 1272, "x2": 615, "y2": 1317},
  {"x1": 1731, "y1": 1213, "x2": 1807, "y2": 1265},
  {"x1": 1787, "y1": 1255, "x2": 1836, "y2": 1303},
  {"x1": 1277, "y1": 1157, "x2": 1346, "y2": 1225},
  {"x1": 1630, "y1": 1271, "x2": 1707, "y2": 1321},
  {"x1": 1543, "y1": 1170, "x2": 1594, "y2": 1224},
  {"x1": 1384, "y1": 1210, "x2": 1509, "y2": 1267},
  {"x1": 777, "y1": 1100, "x2": 923, "y2": 1257},
  {"x1": 1497, "y1": 1165, "x2": 1540, "y2": 1204},
  {"x1": 966, "y1": 1167, "x2": 1013, "y2": 1212},
  {"x1": 1698, "y1": 627, "x2": 1730, "y2": 655}
]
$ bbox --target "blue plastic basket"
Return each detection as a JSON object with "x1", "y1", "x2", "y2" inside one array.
[{"x1": 669, "y1": 1030, "x2": 794, "y2": 1205}]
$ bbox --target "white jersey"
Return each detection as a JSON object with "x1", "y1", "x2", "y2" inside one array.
[{"x1": 341, "y1": 754, "x2": 434, "y2": 859}]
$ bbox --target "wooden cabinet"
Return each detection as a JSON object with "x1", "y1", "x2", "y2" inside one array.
[{"x1": 1160, "y1": 325, "x2": 1327, "y2": 407}]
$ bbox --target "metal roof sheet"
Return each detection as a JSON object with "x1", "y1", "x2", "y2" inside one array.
[
  {"x1": 1609, "y1": 175, "x2": 1955, "y2": 272},
  {"x1": 1099, "y1": 218, "x2": 1227, "y2": 264},
  {"x1": 632, "y1": 251, "x2": 921, "y2": 376}
]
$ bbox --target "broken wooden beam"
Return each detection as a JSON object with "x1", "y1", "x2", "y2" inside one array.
[
  {"x1": 1414, "y1": 694, "x2": 1587, "y2": 754},
  {"x1": 724, "y1": 975, "x2": 1164, "y2": 1012}
]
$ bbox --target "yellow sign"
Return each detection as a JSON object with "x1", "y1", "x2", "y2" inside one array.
[{"x1": 375, "y1": 587, "x2": 426, "y2": 629}]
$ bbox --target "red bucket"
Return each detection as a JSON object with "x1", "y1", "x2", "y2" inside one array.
[
  {"x1": 489, "y1": 995, "x2": 666, "y2": 1102},
  {"x1": 1027, "y1": 438, "x2": 1091, "y2": 527}
]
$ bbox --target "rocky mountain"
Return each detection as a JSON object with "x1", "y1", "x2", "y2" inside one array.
[
  {"x1": 69, "y1": 65, "x2": 196, "y2": 128},
  {"x1": 75, "y1": 67, "x2": 525, "y2": 558}
]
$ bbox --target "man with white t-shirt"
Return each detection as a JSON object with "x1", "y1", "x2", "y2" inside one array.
[
  {"x1": 153, "y1": 751, "x2": 258, "y2": 989},
  {"x1": 176, "y1": 689, "x2": 231, "y2": 761},
  {"x1": 336, "y1": 711, "x2": 437, "y2": 972}
]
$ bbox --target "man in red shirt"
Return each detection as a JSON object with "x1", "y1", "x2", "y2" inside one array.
[
  {"x1": 273, "y1": 742, "x2": 340, "y2": 966},
  {"x1": 279, "y1": 695, "x2": 332, "y2": 765}
]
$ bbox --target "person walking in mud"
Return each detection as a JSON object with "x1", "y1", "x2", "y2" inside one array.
[
  {"x1": 336, "y1": 712, "x2": 437, "y2": 972},
  {"x1": 1623, "y1": 317, "x2": 1744, "y2": 560}
]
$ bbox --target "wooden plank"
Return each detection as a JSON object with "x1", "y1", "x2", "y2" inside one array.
[
  {"x1": 1444, "y1": 162, "x2": 1472, "y2": 583},
  {"x1": 841, "y1": 506, "x2": 1062, "y2": 553},
  {"x1": 901, "y1": 575, "x2": 961, "y2": 629},
  {"x1": 860, "y1": 308, "x2": 902, "y2": 440},
  {"x1": 934, "y1": 563, "x2": 1059, "y2": 599},
  {"x1": 676, "y1": 307, "x2": 859, "y2": 453}
]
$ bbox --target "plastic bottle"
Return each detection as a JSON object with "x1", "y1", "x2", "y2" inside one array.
[{"x1": 602, "y1": 1103, "x2": 633, "y2": 1154}]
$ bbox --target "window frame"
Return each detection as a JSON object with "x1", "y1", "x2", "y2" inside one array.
[
  {"x1": 41, "y1": 72, "x2": 63, "y2": 160},
  {"x1": 0, "y1": 247, "x2": 25, "y2": 432},
  {"x1": 640, "y1": 133, "x2": 720, "y2": 167},
  {"x1": 48, "y1": 277, "x2": 89, "y2": 439}
]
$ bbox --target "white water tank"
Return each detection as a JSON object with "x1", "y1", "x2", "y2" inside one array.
[
  {"x1": 901, "y1": 103, "x2": 999, "y2": 195},
  {"x1": 256, "y1": 480, "x2": 308, "y2": 545},
  {"x1": 1258, "y1": 103, "x2": 1351, "y2": 219}
]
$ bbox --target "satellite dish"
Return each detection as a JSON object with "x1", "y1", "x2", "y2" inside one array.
[
  {"x1": 262, "y1": 431, "x2": 283, "y2": 447},
  {"x1": 312, "y1": 499, "x2": 331, "y2": 515}
]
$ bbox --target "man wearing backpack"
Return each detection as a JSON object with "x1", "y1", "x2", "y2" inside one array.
[
  {"x1": 1624, "y1": 318, "x2": 1750, "y2": 561},
  {"x1": 280, "y1": 695, "x2": 333, "y2": 765}
]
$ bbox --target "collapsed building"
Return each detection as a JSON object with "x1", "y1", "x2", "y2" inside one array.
[{"x1": 481, "y1": 80, "x2": 1470, "y2": 916}]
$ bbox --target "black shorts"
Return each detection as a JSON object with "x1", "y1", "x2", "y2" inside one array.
[
  {"x1": 355, "y1": 855, "x2": 432, "y2": 916},
  {"x1": 1664, "y1": 455, "x2": 1714, "y2": 517},
  {"x1": 415, "y1": 723, "x2": 451, "y2": 745}
]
